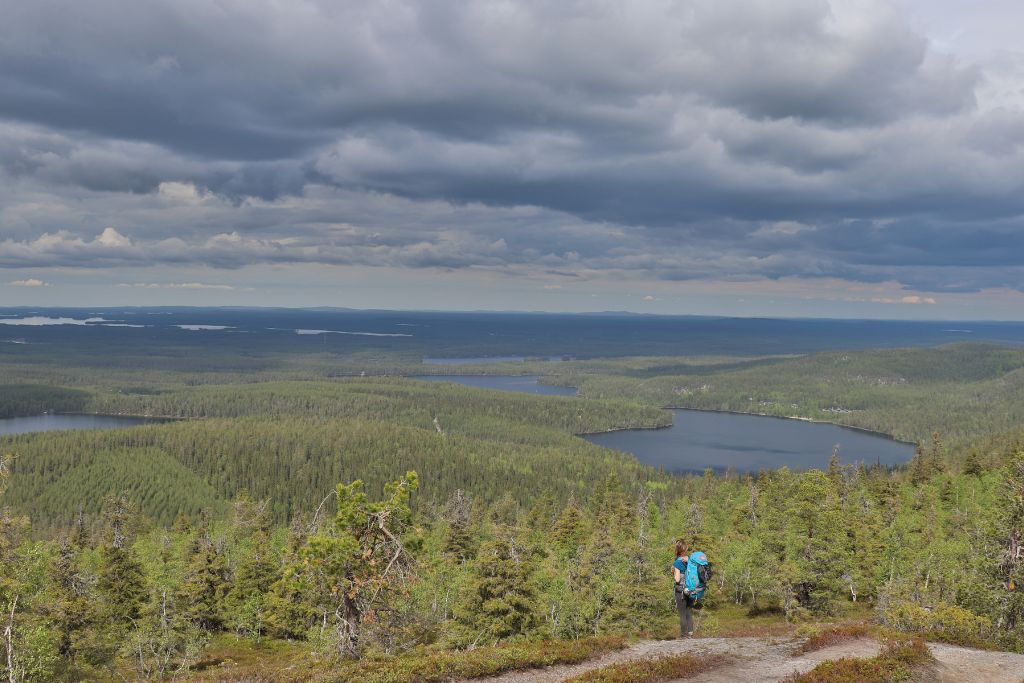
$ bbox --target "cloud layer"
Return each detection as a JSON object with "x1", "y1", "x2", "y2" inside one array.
[{"x1": 1, "y1": 0, "x2": 1023, "y2": 296}]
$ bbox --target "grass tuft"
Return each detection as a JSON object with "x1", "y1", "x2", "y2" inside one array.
[{"x1": 563, "y1": 653, "x2": 726, "y2": 683}]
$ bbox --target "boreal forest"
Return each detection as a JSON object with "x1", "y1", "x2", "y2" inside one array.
[{"x1": 0, "y1": 311, "x2": 1022, "y2": 681}]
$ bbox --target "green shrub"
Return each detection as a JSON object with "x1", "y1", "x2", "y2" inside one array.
[
  {"x1": 7, "y1": 624, "x2": 61, "y2": 682},
  {"x1": 882, "y1": 601, "x2": 993, "y2": 647}
]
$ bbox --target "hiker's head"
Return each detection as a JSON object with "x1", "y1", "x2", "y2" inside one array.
[{"x1": 675, "y1": 541, "x2": 687, "y2": 558}]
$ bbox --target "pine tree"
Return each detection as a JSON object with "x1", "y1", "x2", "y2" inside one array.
[
  {"x1": 992, "y1": 450, "x2": 1024, "y2": 638},
  {"x1": 302, "y1": 472, "x2": 420, "y2": 656},
  {"x1": 121, "y1": 589, "x2": 207, "y2": 680}
]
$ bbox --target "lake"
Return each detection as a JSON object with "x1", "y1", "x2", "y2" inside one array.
[
  {"x1": 413, "y1": 374, "x2": 914, "y2": 472},
  {"x1": 422, "y1": 355, "x2": 567, "y2": 365},
  {"x1": 585, "y1": 409, "x2": 915, "y2": 473},
  {"x1": 0, "y1": 414, "x2": 160, "y2": 437},
  {"x1": 412, "y1": 375, "x2": 578, "y2": 396}
]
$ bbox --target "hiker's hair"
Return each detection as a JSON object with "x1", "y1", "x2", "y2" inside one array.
[{"x1": 675, "y1": 541, "x2": 687, "y2": 558}]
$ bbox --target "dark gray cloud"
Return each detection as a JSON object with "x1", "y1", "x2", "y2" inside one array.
[{"x1": 0, "y1": 0, "x2": 1022, "y2": 295}]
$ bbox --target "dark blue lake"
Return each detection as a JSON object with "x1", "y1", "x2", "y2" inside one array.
[
  {"x1": 413, "y1": 375, "x2": 577, "y2": 396},
  {"x1": 0, "y1": 414, "x2": 160, "y2": 437},
  {"x1": 586, "y1": 409, "x2": 915, "y2": 473},
  {"x1": 413, "y1": 374, "x2": 914, "y2": 472}
]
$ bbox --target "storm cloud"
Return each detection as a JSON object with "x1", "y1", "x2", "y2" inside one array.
[{"x1": 1, "y1": 0, "x2": 1023, "y2": 297}]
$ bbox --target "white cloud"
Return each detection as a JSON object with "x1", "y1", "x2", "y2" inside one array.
[
  {"x1": 116, "y1": 282, "x2": 252, "y2": 291},
  {"x1": 856, "y1": 294, "x2": 939, "y2": 304},
  {"x1": 8, "y1": 278, "x2": 50, "y2": 287},
  {"x1": 0, "y1": 0, "x2": 1021, "y2": 303}
]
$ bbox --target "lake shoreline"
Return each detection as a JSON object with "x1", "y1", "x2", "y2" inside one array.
[
  {"x1": 414, "y1": 373, "x2": 915, "y2": 448},
  {"x1": 659, "y1": 406, "x2": 916, "y2": 446}
]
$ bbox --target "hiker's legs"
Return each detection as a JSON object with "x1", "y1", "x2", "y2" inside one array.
[
  {"x1": 675, "y1": 591, "x2": 693, "y2": 637},
  {"x1": 684, "y1": 598, "x2": 700, "y2": 634},
  {"x1": 674, "y1": 591, "x2": 686, "y2": 636},
  {"x1": 683, "y1": 595, "x2": 694, "y2": 635}
]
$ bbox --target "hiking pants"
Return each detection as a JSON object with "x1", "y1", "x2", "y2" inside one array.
[{"x1": 675, "y1": 589, "x2": 695, "y2": 636}]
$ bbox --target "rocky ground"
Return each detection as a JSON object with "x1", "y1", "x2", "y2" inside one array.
[{"x1": 479, "y1": 635, "x2": 1024, "y2": 683}]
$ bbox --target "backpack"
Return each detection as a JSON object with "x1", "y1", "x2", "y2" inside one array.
[{"x1": 684, "y1": 551, "x2": 711, "y2": 600}]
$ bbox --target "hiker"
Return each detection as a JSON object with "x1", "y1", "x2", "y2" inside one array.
[
  {"x1": 672, "y1": 542, "x2": 694, "y2": 637},
  {"x1": 673, "y1": 541, "x2": 710, "y2": 638}
]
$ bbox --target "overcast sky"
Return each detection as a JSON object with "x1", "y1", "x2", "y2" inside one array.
[{"x1": 1, "y1": 0, "x2": 1022, "y2": 319}]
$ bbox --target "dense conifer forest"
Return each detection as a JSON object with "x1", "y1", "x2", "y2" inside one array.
[{"x1": 1, "y1": 331, "x2": 1023, "y2": 680}]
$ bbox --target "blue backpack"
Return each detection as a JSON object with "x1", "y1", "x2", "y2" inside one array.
[{"x1": 684, "y1": 551, "x2": 710, "y2": 600}]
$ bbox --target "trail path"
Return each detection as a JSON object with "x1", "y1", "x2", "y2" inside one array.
[{"x1": 477, "y1": 636, "x2": 1024, "y2": 683}]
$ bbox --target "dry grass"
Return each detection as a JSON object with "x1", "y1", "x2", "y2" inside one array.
[
  {"x1": 563, "y1": 653, "x2": 727, "y2": 683},
  {"x1": 786, "y1": 639, "x2": 934, "y2": 683}
]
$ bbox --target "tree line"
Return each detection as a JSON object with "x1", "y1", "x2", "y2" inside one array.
[{"x1": 1, "y1": 435, "x2": 1022, "y2": 680}]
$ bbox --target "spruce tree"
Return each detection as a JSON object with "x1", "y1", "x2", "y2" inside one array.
[
  {"x1": 47, "y1": 539, "x2": 102, "y2": 664},
  {"x1": 223, "y1": 530, "x2": 277, "y2": 639},
  {"x1": 963, "y1": 450, "x2": 985, "y2": 477},
  {"x1": 458, "y1": 537, "x2": 539, "y2": 643},
  {"x1": 177, "y1": 530, "x2": 230, "y2": 632},
  {"x1": 266, "y1": 516, "x2": 313, "y2": 640},
  {"x1": 443, "y1": 489, "x2": 476, "y2": 563},
  {"x1": 550, "y1": 497, "x2": 585, "y2": 553},
  {"x1": 96, "y1": 495, "x2": 147, "y2": 625},
  {"x1": 929, "y1": 432, "x2": 947, "y2": 474},
  {"x1": 602, "y1": 493, "x2": 662, "y2": 634},
  {"x1": 909, "y1": 443, "x2": 931, "y2": 485}
]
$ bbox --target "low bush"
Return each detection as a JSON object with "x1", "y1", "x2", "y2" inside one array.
[
  {"x1": 330, "y1": 636, "x2": 626, "y2": 683},
  {"x1": 786, "y1": 639, "x2": 933, "y2": 683},
  {"x1": 563, "y1": 653, "x2": 725, "y2": 683},
  {"x1": 882, "y1": 601, "x2": 994, "y2": 648},
  {"x1": 794, "y1": 623, "x2": 872, "y2": 654}
]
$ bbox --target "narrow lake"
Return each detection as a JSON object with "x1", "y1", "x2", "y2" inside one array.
[
  {"x1": 422, "y1": 355, "x2": 569, "y2": 365},
  {"x1": 0, "y1": 414, "x2": 159, "y2": 437},
  {"x1": 412, "y1": 375, "x2": 578, "y2": 396},
  {"x1": 414, "y1": 374, "x2": 915, "y2": 472}
]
